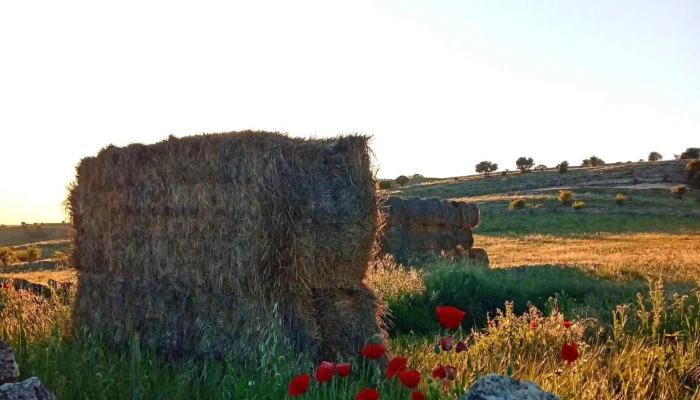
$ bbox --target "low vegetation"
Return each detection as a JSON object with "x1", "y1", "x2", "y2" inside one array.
[
  {"x1": 615, "y1": 193, "x2": 627, "y2": 205},
  {"x1": 508, "y1": 198, "x2": 527, "y2": 210},
  {"x1": 557, "y1": 190, "x2": 574, "y2": 205},
  {"x1": 672, "y1": 185, "x2": 689, "y2": 199}
]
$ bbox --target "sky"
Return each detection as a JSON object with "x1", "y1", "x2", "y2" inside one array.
[{"x1": 1, "y1": 0, "x2": 699, "y2": 224}]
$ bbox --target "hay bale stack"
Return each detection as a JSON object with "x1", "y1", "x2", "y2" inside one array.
[
  {"x1": 380, "y1": 196, "x2": 481, "y2": 264},
  {"x1": 67, "y1": 130, "x2": 384, "y2": 361}
]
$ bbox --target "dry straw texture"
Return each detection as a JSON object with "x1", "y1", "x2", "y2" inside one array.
[
  {"x1": 379, "y1": 196, "x2": 480, "y2": 264},
  {"x1": 67, "y1": 130, "x2": 385, "y2": 362}
]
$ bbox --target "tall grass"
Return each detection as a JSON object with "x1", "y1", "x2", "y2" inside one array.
[{"x1": 3, "y1": 264, "x2": 700, "y2": 399}]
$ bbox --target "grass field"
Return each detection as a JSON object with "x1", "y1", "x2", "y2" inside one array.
[{"x1": 2, "y1": 161, "x2": 699, "y2": 399}]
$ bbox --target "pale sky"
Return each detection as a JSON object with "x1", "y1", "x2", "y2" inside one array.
[{"x1": 1, "y1": 0, "x2": 698, "y2": 224}]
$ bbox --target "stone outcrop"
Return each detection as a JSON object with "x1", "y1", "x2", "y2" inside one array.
[
  {"x1": 0, "y1": 341, "x2": 56, "y2": 400},
  {"x1": 460, "y1": 374, "x2": 560, "y2": 400}
]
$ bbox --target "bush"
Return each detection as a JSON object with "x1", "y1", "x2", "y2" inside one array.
[
  {"x1": 558, "y1": 190, "x2": 574, "y2": 205},
  {"x1": 557, "y1": 161, "x2": 569, "y2": 173},
  {"x1": 615, "y1": 193, "x2": 627, "y2": 205},
  {"x1": 671, "y1": 185, "x2": 688, "y2": 199},
  {"x1": 0, "y1": 247, "x2": 16, "y2": 267},
  {"x1": 378, "y1": 180, "x2": 393, "y2": 190},
  {"x1": 572, "y1": 201, "x2": 585, "y2": 210},
  {"x1": 536, "y1": 165, "x2": 547, "y2": 172},
  {"x1": 516, "y1": 157, "x2": 534, "y2": 173},
  {"x1": 648, "y1": 152, "x2": 663, "y2": 162},
  {"x1": 410, "y1": 174, "x2": 424, "y2": 179},
  {"x1": 686, "y1": 159, "x2": 700, "y2": 188},
  {"x1": 395, "y1": 175, "x2": 410, "y2": 187},
  {"x1": 509, "y1": 198, "x2": 527, "y2": 210},
  {"x1": 534, "y1": 204, "x2": 544, "y2": 209}
]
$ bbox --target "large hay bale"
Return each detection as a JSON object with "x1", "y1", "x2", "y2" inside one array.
[
  {"x1": 379, "y1": 196, "x2": 479, "y2": 264},
  {"x1": 68, "y1": 131, "x2": 384, "y2": 361}
]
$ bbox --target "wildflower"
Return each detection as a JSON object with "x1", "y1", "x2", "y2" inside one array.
[
  {"x1": 438, "y1": 336, "x2": 453, "y2": 351},
  {"x1": 487, "y1": 320, "x2": 494, "y2": 328},
  {"x1": 560, "y1": 342, "x2": 579, "y2": 364},
  {"x1": 386, "y1": 356, "x2": 407, "y2": 378},
  {"x1": 336, "y1": 363, "x2": 351, "y2": 377},
  {"x1": 355, "y1": 388, "x2": 380, "y2": 400},
  {"x1": 412, "y1": 390, "x2": 425, "y2": 400},
  {"x1": 444, "y1": 365, "x2": 457, "y2": 381},
  {"x1": 530, "y1": 321, "x2": 537, "y2": 329},
  {"x1": 288, "y1": 374, "x2": 310, "y2": 396},
  {"x1": 398, "y1": 370, "x2": 421, "y2": 388},
  {"x1": 563, "y1": 321, "x2": 571, "y2": 329},
  {"x1": 436, "y1": 306, "x2": 466, "y2": 329},
  {"x1": 2, "y1": 283, "x2": 9, "y2": 290},
  {"x1": 315, "y1": 361, "x2": 335, "y2": 383},
  {"x1": 456, "y1": 340, "x2": 468, "y2": 353},
  {"x1": 361, "y1": 343, "x2": 385, "y2": 359}
]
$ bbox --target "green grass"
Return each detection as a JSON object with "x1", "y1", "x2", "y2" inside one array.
[{"x1": 475, "y1": 213, "x2": 700, "y2": 236}]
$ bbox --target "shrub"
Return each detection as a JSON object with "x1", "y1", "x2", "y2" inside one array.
[
  {"x1": 0, "y1": 247, "x2": 16, "y2": 267},
  {"x1": 558, "y1": 161, "x2": 569, "y2": 173},
  {"x1": 501, "y1": 171, "x2": 507, "y2": 176},
  {"x1": 509, "y1": 198, "x2": 527, "y2": 210},
  {"x1": 558, "y1": 190, "x2": 574, "y2": 205},
  {"x1": 378, "y1": 180, "x2": 393, "y2": 190},
  {"x1": 536, "y1": 164, "x2": 547, "y2": 172},
  {"x1": 686, "y1": 159, "x2": 700, "y2": 188},
  {"x1": 534, "y1": 204, "x2": 544, "y2": 209},
  {"x1": 475, "y1": 161, "x2": 498, "y2": 177},
  {"x1": 648, "y1": 152, "x2": 663, "y2": 161},
  {"x1": 671, "y1": 185, "x2": 688, "y2": 199},
  {"x1": 516, "y1": 157, "x2": 534, "y2": 173},
  {"x1": 395, "y1": 175, "x2": 410, "y2": 187},
  {"x1": 54, "y1": 251, "x2": 69, "y2": 267},
  {"x1": 680, "y1": 147, "x2": 700, "y2": 159},
  {"x1": 572, "y1": 201, "x2": 585, "y2": 210},
  {"x1": 410, "y1": 174, "x2": 424, "y2": 179},
  {"x1": 615, "y1": 193, "x2": 627, "y2": 205}
]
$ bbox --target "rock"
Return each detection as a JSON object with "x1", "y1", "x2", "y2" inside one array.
[
  {"x1": 0, "y1": 377, "x2": 57, "y2": 400},
  {"x1": 460, "y1": 374, "x2": 560, "y2": 400},
  {"x1": 0, "y1": 341, "x2": 19, "y2": 384}
]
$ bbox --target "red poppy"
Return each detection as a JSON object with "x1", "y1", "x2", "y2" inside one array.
[
  {"x1": 361, "y1": 343, "x2": 385, "y2": 359},
  {"x1": 438, "y1": 335, "x2": 454, "y2": 351},
  {"x1": 288, "y1": 373, "x2": 311, "y2": 396},
  {"x1": 431, "y1": 363, "x2": 446, "y2": 379},
  {"x1": 530, "y1": 321, "x2": 537, "y2": 329},
  {"x1": 561, "y1": 342, "x2": 579, "y2": 364},
  {"x1": 386, "y1": 356, "x2": 407, "y2": 378},
  {"x1": 398, "y1": 370, "x2": 421, "y2": 388},
  {"x1": 2, "y1": 283, "x2": 10, "y2": 290},
  {"x1": 412, "y1": 390, "x2": 425, "y2": 400},
  {"x1": 487, "y1": 320, "x2": 494, "y2": 327},
  {"x1": 455, "y1": 340, "x2": 468, "y2": 353},
  {"x1": 355, "y1": 388, "x2": 380, "y2": 400},
  {"x1": 436, "y1": 306, "x2": 466, "y2": 329},
  {"x1": 563, "y1": 321, "x2": 571, "y2": 329},
  {"x1": 336, "y1": 362, "x2": 351, "y2": 377},
  {"x1": 315, "y1": 361, "x2": 335, "y2": 383}
]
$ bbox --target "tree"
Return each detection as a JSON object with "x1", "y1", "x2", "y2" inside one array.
[
  {"x1": 582, "y1": 156, "x2": 605, "y2": 167},
  {"x1": 395, "y1": 175, "x2": 410, "y2": 187},
  {"x1": 515, "y1": 157, "x2": 535, "y2": 173},
  {"x1": 687, "y1": 159, "x2": 700, "y2": 188},
  {"x1": 680, "y1": 147, "x2": 700, "y2": 159},
  {"x1": 558, "y1": 161, "x2": 569, "y2": 173},
  {"x1": 648, "y1": 152, "x2": 663, "y2": 161},
  {"x1": 475, "y1": 161, "x2": 499, "y2": 177},
  {"x1": 410, "y1": 174, "x2": 424, "y2": 179},
  {"x1": 536, "y1": 165, "x2": 547, "y2": 172}
]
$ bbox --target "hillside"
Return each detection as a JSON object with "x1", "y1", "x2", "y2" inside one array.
[{"x1": 0, "y1": 223, "x2": 73, "y2": 247}]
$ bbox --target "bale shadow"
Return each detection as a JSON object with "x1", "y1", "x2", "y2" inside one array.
[{"x1": 386, "y1": 263, "x2": 696, "y2": 337}]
